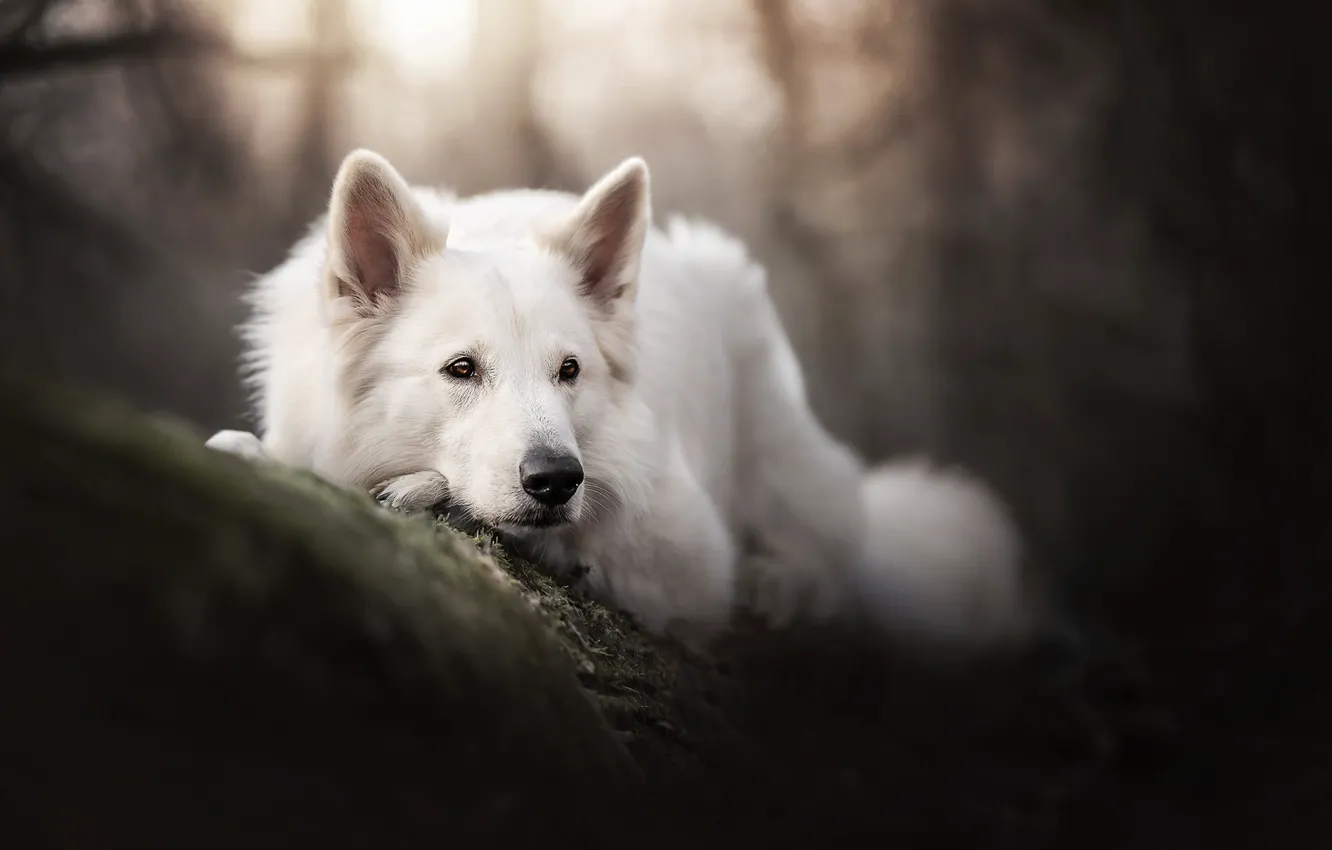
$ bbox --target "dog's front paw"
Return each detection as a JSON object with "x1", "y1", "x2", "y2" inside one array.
[
  {"x1": 369, "y1": 470, "x2": 451, "y2": 514},
  {"x1": 206, "y1": 429, "x2": 267, "y2": 461},
  {"x1": 742, "y1": 554, "x2": 842, "y2": 630}
]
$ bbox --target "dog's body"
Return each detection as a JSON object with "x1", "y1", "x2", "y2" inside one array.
[{"x1": 209, "y1": 151, "x2": 1030, "y2": 648}]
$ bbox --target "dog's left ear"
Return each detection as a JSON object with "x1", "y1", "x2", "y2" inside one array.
[{"x1": 545, "y1": 157, "x2": 650, "y2": 311}]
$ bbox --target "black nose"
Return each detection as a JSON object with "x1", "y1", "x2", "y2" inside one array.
[{"x1": 519, "y1": 453, "x2": 584, "y2": 507}]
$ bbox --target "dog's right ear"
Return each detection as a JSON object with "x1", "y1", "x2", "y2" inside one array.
[{"x1": 325, "y1": 149, "x2": 443, "y2": 314}]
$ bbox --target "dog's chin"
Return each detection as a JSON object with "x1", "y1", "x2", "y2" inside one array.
[
  {"x1": 445, "y1": 501, "x2": 576, "y2": 535},
  {"x1": 498, "y1": 506, "x2": 575, "y2": 532}
]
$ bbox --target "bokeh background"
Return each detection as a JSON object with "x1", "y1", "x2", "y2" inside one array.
[
  {"x1": 1, "y1": 0, "x2": 1325, "y2": 649},
  {"x1": 2, "y1": 1, "x2": 1329, "y2": 844}
]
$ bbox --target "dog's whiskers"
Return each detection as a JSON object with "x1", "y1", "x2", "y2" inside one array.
[{"x1": 581, "y1": 479, "x2": 618, "y2": 521}]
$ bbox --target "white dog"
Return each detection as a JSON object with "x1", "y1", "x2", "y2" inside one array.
[{"x1": 208, "y1": 150, "x2": 1031, "y2": 650}]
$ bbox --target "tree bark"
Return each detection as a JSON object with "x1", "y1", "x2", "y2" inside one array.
[{"x1": 0, "y1": 371, "x2": 647, "y2": 846}]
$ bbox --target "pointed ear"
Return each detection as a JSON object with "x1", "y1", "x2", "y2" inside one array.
[
  {"x1": 545, "y1": 157, "x2": 650, "y2": 310},
  {"x1": 324, "y1": 149, "x2": 443, "y2": 314}
]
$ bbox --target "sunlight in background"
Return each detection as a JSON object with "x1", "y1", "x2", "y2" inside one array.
[
  {"x1": 220, "y1": 0, "x2": 751, "y2": 82},
  {"x1": 228, "y1": 0, "x2": 314, "y2": 52},
  {"x1": 350, "y1": 0, "x2": 478, "y2": 78},
  {"x1": 552, "y1": 0, "x2": 663, "y2": 31},
  {"x1": 218, "y1": 0, "x2": 779, "y2": 175},
  {"x1": 228, "y1": 0, "x2": 479, "y2": 77}
]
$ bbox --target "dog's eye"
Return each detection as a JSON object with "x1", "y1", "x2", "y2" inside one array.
[
  {"x1": 443, "y1": 357, "x2": 476, "y2": 380},
  {"x1": 558, "y1": 357, "x2": 580, "y2": 382}
]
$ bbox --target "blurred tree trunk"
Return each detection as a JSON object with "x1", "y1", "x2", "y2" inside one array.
[
  {"x1": 0, "y1": 0, "x2": 251, "y2": 428},
  {"x1": 749, "y1": 0, "x2": 836, "y2": 423},
  {"x1": 751, "y1": 0, "x2": 944, "y2": 455},
  {"x1": 285, "y1": 0, "x2": 350, "y2": 225},
  {"x1": 921, "y1": 1, "x2": 1330, "y2": 844},
  {"x1": 465, "y1": 0, "x2": 566, "y2": 190}
]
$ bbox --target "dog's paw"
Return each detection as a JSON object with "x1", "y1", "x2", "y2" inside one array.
[
  {"x1": 370, "y1": 470, "x2": 451, "y2": 514},
  {"x1": 742, "y1": 554, "x2": 842, "y2": 630},
  {"x1": 205, "y1": 429, "x2": 267, "y2": 461}
]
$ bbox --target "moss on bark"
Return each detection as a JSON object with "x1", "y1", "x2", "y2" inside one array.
[
  {"x1": 0, "y1": 372, "x2": 1159, "y2": 849},
  {"x1": 4, "y1": 370, "x2": 1324, "y2": 850},
  {"x1": 0, "y1": 371, "x2": 652, "y2": 845},
  {"x1": 0, "y1": 371, "x2": 1121, "y2": 848}
]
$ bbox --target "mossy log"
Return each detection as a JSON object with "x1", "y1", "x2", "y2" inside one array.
[
  {"x1": 0, "y1": 371, "x2": 1127, "y2": 848},
  {"x1": 0, "y1": 372, "x2": 661, "y2": 845},
  {"x1": 4, "y1": 372, "x2": 1325, "y2": 849}
]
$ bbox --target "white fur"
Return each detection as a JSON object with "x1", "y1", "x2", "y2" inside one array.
[
  {"x1": 210, "y1": 149, "x2": 1032, "y2": 650},
  {"x1": 855, "y1": 459, "x2": 1030, "y2": 648}
]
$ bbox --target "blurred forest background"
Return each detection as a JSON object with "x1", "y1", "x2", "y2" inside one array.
[
  {"x1": 1, "y1": 0, "x2": 1328, "y2": 844},
  {"x1": 1, "y1": 0, "x2": 1327, "y2": 709}
]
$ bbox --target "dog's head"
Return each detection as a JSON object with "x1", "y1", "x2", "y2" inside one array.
[{"x1": 321, "y1": 150, "x2": 650, "y2": 531}]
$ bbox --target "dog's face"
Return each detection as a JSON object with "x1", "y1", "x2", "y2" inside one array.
[
  {"x1": 321, "y1": 151, "x2": 649, "y2": 530},
  {"x1": 356, "y1": 248, "x2": 614, "y2": 529}
]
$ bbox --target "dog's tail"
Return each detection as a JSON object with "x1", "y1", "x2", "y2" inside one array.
[{"x1": 850, "y1": 457, "x2": 1033, "y2": 650}]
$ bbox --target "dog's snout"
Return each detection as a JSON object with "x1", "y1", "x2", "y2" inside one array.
[{"x1": 519, "y1": 453, "x2": 584, "y2": 506}]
